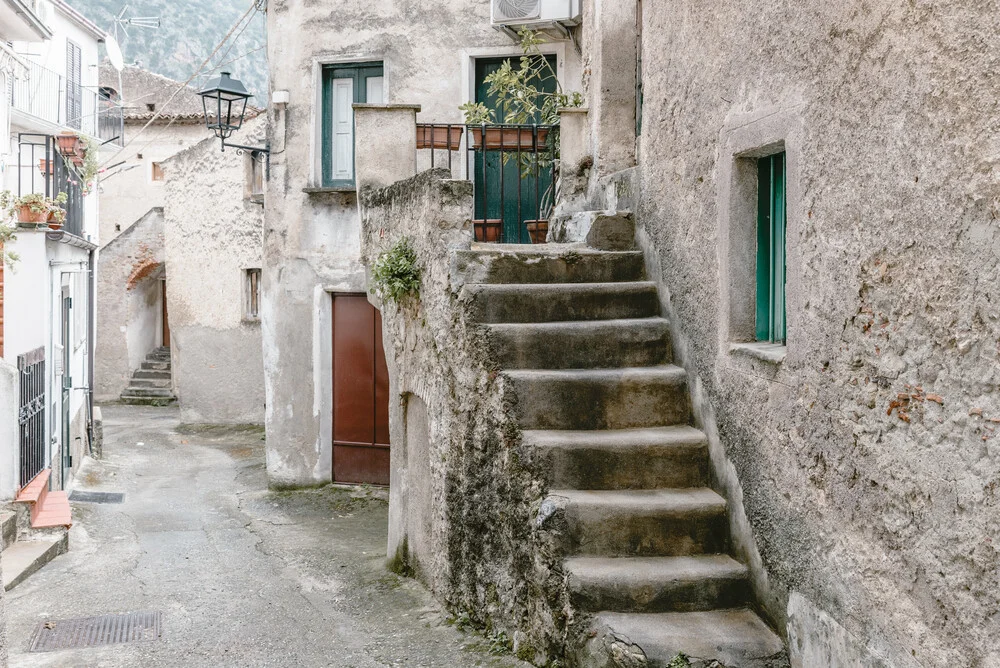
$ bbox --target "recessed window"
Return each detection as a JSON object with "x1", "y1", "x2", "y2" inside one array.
[
  {"x1": 245, "y1": 268, "x2": 261, "y2": 321},
  {"x1": 151, "y1": 162, "x2": 165, "y2": 181},
  {"x1": 321, "y1": 61, "x2": 384, "y2": 187},
  {"x1": 755, "y1": 152, "x2": 786, "y2": 343},
  {"x1": 248, "y1": 152, "x2": 264, "y2": 201},
  {"x1": 146, "y1": 103, "x2": 156, "y2": 112}
]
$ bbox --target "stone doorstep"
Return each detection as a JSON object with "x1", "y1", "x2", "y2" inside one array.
[{"x1": 2, "y1": 530, "x2": 69, "y2": 591}]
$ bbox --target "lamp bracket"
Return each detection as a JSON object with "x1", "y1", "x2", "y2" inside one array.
[{"x1": 221, "y1": 139, "x2": 270, "y2": 179}]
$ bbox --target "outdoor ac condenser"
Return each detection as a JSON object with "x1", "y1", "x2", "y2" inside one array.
[{"x1": 491, "y1": 0, "x2": 583, "y2": 29}]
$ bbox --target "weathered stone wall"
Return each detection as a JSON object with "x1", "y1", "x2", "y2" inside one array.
[
  {"x1": 263, "y1": 0, "x2": 583, "y2": 486},
  {"x1": 570, "y1": 2, "x2": 1000, "y2": 666},
  {"x1": 359, "y1": 170, "x2": 566, "y2": 663},
  {"x1": 94, "y1": 207, "x2": 165, "y2": 402},
  {"x1": 162, "y1": 116, "x2": 266, "y2": 425}
]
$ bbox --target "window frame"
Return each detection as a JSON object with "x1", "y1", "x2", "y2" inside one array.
[
  {"x1": 320, "y1": 61, "x2": 385, "y2": 188},
  {"x1": 755, "y1": 152, "x2": 787, "y2": 344},
  {"x1": 244, "y1": 268, "x2": 261, "y2": 322}
]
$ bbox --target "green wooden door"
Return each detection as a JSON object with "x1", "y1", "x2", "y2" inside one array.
[{"x1": 473, "y1": 56, "x2": 556, "y2": 243}]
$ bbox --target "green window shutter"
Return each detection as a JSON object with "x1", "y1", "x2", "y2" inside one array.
[
  {"x1": 756, "y1": 152, "x2": 787, "y2": 343},
  {"x1": 321, "y1": 62, "x2": 384, "y2": 187}
]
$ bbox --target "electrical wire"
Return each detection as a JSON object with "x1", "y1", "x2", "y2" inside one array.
[{"x1": 99, "y1": 0, "x2": 262, "y2": 168}]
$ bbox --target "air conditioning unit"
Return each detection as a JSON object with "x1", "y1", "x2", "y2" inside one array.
[{"x1": 492, "y1": 0, "x2": 582, "y2": 32}]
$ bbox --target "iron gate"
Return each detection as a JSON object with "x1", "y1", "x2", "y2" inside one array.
[{"x1": 18, "y1": 347, "x2": 46, "y2": 488}]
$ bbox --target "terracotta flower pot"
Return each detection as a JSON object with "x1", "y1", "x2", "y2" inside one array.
[
  {"x1": 525, "y1": 220, "x2": 548, "y2": 244},
  {"x1": 473, "y1": 219, "x2": 502, "y2": 243},
  {"x1": 55, "y1": 132, "x2": 79, "y2": 157},
  {"x1": 417, "y1": 125, "x2": 464, "y2": 150},
  {"x1": 38, "y1": 159, "x2": 53, "y2": 175},
  {"x1": 18, "y1": 204, "x2": 48, "y2": 223},
  {"x1": 469, "y1": 126, "x2": 550, "y2": 152},
  {"x1": 47, "y1": 210, "x2": 65, "y2": 230}
]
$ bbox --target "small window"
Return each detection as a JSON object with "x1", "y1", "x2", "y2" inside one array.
[
  {"x1": 755, "y1": 152, "x2": 786, "y2": 343},
  {"x1": 151, "y1": 162, "x2": 165, "y2": 181},
  {"x1": 146, "y1": 103, "x2": 156, "y2": 112},
  {"x1": 249, "y1": 152, "x2": 264, "y2": 201},
  {"x1": 321, "y1": 61, "x2": 385, "y2": 187},
  {"x1": 245, "y1": 268, "x2": 261, "y2": 320}
]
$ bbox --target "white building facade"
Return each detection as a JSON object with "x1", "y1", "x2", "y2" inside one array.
[{"x1": 0, "y1": 0, "x2": 118, "y2": 499}]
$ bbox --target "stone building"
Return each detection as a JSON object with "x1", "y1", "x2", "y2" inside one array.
[
  {"x1": 264, "y1": 1, "x2": 998, "y2": 666},
  {"x1": 95, "y1": 66, "x2": 265, "y2": 425}
]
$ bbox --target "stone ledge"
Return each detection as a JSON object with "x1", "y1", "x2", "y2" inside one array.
[
  {"x1": 303, "y1": 186, "x2": 357, "y2": 194},
  {"x1": 728, "y1": 342, "x2": 787, "y2": 365}
]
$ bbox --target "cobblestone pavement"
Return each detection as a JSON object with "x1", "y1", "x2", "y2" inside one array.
[{"x1": 5, "y1": 405, "x2": 531, "y2": 668}]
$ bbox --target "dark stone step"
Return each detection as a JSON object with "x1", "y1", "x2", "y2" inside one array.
[{"x1": 463, "y1": 281, "x2": 660, "y2": 324}]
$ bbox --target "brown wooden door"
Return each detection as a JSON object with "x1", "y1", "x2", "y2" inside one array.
[
  {"x1": 161, "y1": 279, "x2": 170, "y2": 348},
  {"x1": 332, "y1": 294, "x2": 390, "y2": 485}
]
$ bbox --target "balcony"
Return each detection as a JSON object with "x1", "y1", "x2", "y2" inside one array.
[
  {"x1": 416, "y1": 123, "x2": 557, "y2": 244},
  {"x1": 9, "y1": 59, "x2": 123, "y2": 145},
  {"x1": 16, "y1": 134, "x2": 86, "y2": 238}
]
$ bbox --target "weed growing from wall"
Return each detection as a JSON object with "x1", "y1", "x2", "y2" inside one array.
[{"x1": 372, "y1": 237, "x2": 421, "y2": 305}]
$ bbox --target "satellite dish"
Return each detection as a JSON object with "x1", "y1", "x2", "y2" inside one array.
[{"x1": 106, "y1": 34, "x2": 125, "y2": 71}]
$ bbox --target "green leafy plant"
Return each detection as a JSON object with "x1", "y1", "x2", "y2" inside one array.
[
  {"x1": 666, "y1": 653, "x2": 691, "y2": 668},
  {"x1": 62, "y1": 136, "x2": 102, "y2": 196},
  {"x1": 0, "y1": 192, "x2": 20, "y2": 267},
  {"x1": 371, "y1": 237, "x2": 421, "y2": 305}
]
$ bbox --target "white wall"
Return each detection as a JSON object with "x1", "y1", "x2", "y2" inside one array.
[{"x1": 0, "y1": 358, "x2": 18, "y2": 501}]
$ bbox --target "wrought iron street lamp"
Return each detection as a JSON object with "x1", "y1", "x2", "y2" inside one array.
[{"x1": 198, "y1": 71, "x2": 269, "y2": 175}]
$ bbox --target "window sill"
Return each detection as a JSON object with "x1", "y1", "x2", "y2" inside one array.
[
  {"x1": 243, "y1": 317, "x2": 261, "y2": 325},
  {"x1": 729, "y1": 341, "x2": 786, "y2": 365},
  {"x1": 247, "y1": 194, "x2": 264, "y2": 205},
  {"x1": 303, "y1": 186, "x2": 356, "y2": 194}
]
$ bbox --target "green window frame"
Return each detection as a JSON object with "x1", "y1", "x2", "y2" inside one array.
[
  {"x1": 321, "y1": 62, "x2": 384, "y2": 188},
  {"x1": 756, "y1": 152, "x2": 787, "y2": 343}
]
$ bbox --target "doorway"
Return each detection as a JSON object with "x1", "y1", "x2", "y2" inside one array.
[
  {"x1": 60, "y1": 286, "x2": 71, "y2": 488},
  {"x1": 473, "y1": 55, "x2": 557, "y2": 243},
  {"x1": 331, "y1": 294, "x2": 390, "y2": 485},
  {"x1": 161, "y1": 279, "x2": 170, "y2": 348}
]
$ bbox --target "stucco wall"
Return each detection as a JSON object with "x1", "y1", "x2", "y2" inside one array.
[
  {"x1": 0, "y1": 359, "x2": 18, "y2": 501},
  {"x1": 264, "y1": 0, "x2": 584, "y2": 486},
  {"x1": 99, "y1": 123, "x2": 207, "y2": 244},
  {"x1": 569, "y1": 2, "x2": 1000, "y2": 666},
  {"x1": 94, "y1": 207, "x2": 164, "y2": 402},
  {"x1": 162, "y1": 117, "x2": 265, "y2": 425}
]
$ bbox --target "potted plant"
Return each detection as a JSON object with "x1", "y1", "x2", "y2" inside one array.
[
  {"x1": 11, "y1": 193, "x2": 50, "y2": 224},
  {"x1": 473, "y1": 219, "x2": 502, "y2": 243},
  {"x1": 63, "y1": 136, "x2": 101, "y2": 196},
  {"x1": 55, "y1": 131, "x2": 80, "y2": 158},
  {"x1": 525, "y1": 220, "x2": 548, "y2": 244},
  {"x1": 47, "y1": 192, "x2": 69, "y2": 230},
  {"x1": 416, "y1": 125, "x2": 464, "y2": 150},
  {"x1": 38, "y1": 159, "x2": 54, "y2": 176}
]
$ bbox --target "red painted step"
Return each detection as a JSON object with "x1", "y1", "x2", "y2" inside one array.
[{"x1": 14, "y1": 470, "x2": 72, "y2": 529}]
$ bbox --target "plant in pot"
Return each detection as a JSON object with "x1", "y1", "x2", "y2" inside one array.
[
  {"x1": 62, "y1": 136, "x2": 101, "y2": 196},
  {"x1": 10, "y1": 192, "x2": 51, "y2": 225},
  {"x1": 55, "y1": 131, "x2": 80, "y2": 158},
  {"x1": 459, "y1": 29, "x2": 583, "y2": 244},
  {"x1": 47, "y1": 191, "x2": 69, "y2": 230}
]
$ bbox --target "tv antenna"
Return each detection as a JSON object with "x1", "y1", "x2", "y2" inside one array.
[{"x1": 112, "y1": 5, "x2": 161, "y2": 43}]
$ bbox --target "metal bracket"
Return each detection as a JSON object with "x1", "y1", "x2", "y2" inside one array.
[{"x1": 221, "y1": 139, "x2": 270, "y2": 180}]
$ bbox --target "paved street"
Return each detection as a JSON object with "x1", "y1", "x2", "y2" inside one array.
[{"x1": 4, "y1": 406, "x2": 530, "y2": 668}]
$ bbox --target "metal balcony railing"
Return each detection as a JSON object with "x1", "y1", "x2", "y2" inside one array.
[
  {"x1": 416, "y1": 123, "x2": 557, "y2": 244},
  {"x1": 17, "y1": 133, "x2": 86, "y2": 238},
  {"x1": 9, "y1": 59, "x2": 123, "y2": 145}
]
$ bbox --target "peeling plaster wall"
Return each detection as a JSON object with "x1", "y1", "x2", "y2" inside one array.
[
  {"x1": 94, "y1": 207, "x2": 164, "y2": 402},
  {"x1": 162, "y1": 117, "x2": 265, "y2": 425},
  {"x1": 263, "y1": 0, "x2": 583, "y2": 486},
  {"x1": 571, "y1": 2, "x2": 1000, "y2": 666}
]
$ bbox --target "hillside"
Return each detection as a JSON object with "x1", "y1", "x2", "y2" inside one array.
[{"x1": 68, "y1": 0, "x2": 268, "y2": 105}]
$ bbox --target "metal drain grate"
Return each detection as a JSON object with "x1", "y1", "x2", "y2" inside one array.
[
  {"x1": 29, "y1": 611, "x2": 162, "y2": 652},
  {"x1": 68, "y1": 491, "x2": 125, "y2": 504}
]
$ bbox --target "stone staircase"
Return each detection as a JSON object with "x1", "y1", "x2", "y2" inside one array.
[
  {"x1": 3, "y1": 469, "x2": 70, "y2": 591},
  {"x1": 460, "y1": 215, "x2": 787, "y2": 667},
  {"x1": 121, "y1": 346, "x2": 176, "y2": 405}
]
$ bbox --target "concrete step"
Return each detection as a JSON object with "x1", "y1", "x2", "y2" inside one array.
[
  {"x1": 31, "y1": 491, "x2": 72, "y2": 529},
  {"x1": 505, "y1": 366, "x2": 690, "y2": 430},
  {"x1": 2, "y1": 532, "x2": 68, "y2": 591},
  {"x1": 586, "y1": 609, "x2": 787, "y2": 668},
  {"x1": 453, "y1": 248, "x2": 646, "y2": 285},
  {"x1": 525, "y1": 426, "x2": 709, "y2": 490},
  {"x1": 129, "y1": 378, "x2": 172, "y2": 389},
  {"x1": 463, "y1": 282, "x2": 660, "y2": 324},
  {"x1": 1, "y1": 511, "x2": 16, "y2": 551},
  {"x1": 555, "y1": 488, "x2": 728, "y2": 557},
  {"x1": 133, "y1": 369, "x2": 171, "y2": 380},
  {"x1": 141, "y1": 361, "x2": 170, "y2": 371},
  {"x1": 122, "y1": 387, "x2": 175, "y2": 398},
  {"x1": 486, "y1": 318, "x2": 671, "y2": 370},
  {"x1": 120, "y1": 395, "x2": 177, "y2": 406},
  {"x1": 566, "y1": 555, "x2": 750, "y2": 613}
]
